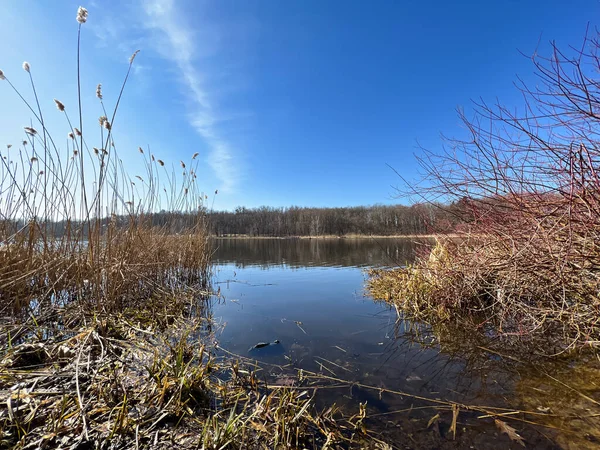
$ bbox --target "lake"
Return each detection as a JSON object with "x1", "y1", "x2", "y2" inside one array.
[{"x1": 210, "y1": 237, "x2": 600, "y2": 449}]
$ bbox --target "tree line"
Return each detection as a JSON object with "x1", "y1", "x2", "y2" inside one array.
[
  {"x1": 2, "y1": 203, "x2": 460, "y2": 238},
  {"x1": 207, "y1": 204, "x2": 456, "y2": 237}
]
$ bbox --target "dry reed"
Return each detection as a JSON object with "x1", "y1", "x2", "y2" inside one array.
[
  {"x1": 0, "y1": 6, "x2": 382, "y2": 449},
  {"x1": 0, "y1": 4, "x2": 211, "y2": 321}
]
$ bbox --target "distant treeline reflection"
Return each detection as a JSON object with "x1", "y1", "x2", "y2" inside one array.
[{"x1": 211, "y1": 237, "x2": 425, "y2": 268}]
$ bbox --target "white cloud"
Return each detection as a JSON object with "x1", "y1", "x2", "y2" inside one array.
[{"x1": 141, "y1": 0, "x2": 241, "y2": 193}]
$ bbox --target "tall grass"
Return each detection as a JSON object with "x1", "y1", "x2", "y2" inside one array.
[
  {"x1": 0, "y1": 6, "x2": 210, "y2": 322},
  {"x1": 0, "y1": 9, "x2": 383, "y2": 448}
]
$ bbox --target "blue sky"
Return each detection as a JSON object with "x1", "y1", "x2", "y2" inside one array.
[{"x1": 0, "y1": 1, "x2": 597, "y2": 211}]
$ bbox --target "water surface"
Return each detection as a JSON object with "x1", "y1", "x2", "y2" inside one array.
[{"x1": 210, "y1": 238, "x2": 600, "y2": 449}]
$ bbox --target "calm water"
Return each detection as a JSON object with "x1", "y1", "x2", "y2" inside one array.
[{"x1": 210, "y1": 238, "x2": 600, "y2": 449}]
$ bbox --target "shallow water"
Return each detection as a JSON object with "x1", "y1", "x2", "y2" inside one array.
[{"x1": 210, "y1": 238, "x2": 600, "y2": 449}]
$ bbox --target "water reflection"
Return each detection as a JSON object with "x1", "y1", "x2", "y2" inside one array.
[
  {"x1": 211, "y1": 237, "x2": 427, "y2": 268},
  {"x1": 210, "y1": 238, "x2": 600, "y2": 448}
]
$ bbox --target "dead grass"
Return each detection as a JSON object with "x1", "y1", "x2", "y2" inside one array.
[
  {"x1": 370, "y1": 28, "x2": 600, "y2": 356},
  {"x1": 0, "y1": 304, "x2": 381, "y2": 449},
  {"x1": 0, "y1": 6, "x2": 386, "y2": 449},
  {"x1": 368, "y1": 230, "x2": 600, "y2": 354}
]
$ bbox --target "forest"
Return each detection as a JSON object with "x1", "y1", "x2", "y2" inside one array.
[
  {"x1": 1, "y1": 202, "x2": 458, "y2": 238},
  {"x1": 206, "y1": 203, "x2": 455, "y2": 237}
]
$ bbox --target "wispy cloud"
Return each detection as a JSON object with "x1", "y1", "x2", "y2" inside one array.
[{"x1": 141, "y1": 0, "x2": 241, "y2": 193}]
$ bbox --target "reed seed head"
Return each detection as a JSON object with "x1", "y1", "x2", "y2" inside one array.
[
  {"x1": 138, "y1": 147, "x2": 144, "y2": 154},
  {"x1": 158, "y1": 159, "x2": 165, "y2": 166},
  {"x1": 103, "y1": 119, "x2": 111, "y2": 130},
  {"x1": 24, "y1": 127, "x2": 37, "y2": 135},
  {"x1": 22, "y1": 61, "x2": 30, "y2": 72},
  {"x1": 215, "y1": 190, "x2": 218, "y2": 195},
  {"x1": 129, "y1": 50, "x2": 140, "y2": 64},
  {"x1": 93, "y1": 147, "x2": 99, "y2": 155},
  {"x1": 30, "y1": 157, "x2": 38, "y2": 162},
  {"x1": 54, "y1": 99, "x2": 65, "y2": 111},
  {"x1": 192, "y1": 152, "x2": 199, "y2": 159},
  {"x1": 22, "y1": 140, "x2": 27, "y2": 146},
  {"x1": 96, "y1": 83, "x2": 102, "y2": 100},
  {"x1": 74, "y1": 128, "x2": 82, "y2": 136},
  {"x1": 68, "y1": 132, "x2": 74, "y2": 139},
  {"x1": 7, "y1": 144, "x2": 12, "y2": 149},
  {"x1": 180, "y1": 161, "x2": 186, "y2": 169},
  {"x1": 0, "y1": 69, "x2": 5, "y2": 80},
  {"x1": 76, "y1": 6, "x2": 88, "y2": 24}
]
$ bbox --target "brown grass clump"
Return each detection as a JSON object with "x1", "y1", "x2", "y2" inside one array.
[
  {"x1": 0, "y1": 223, "x2": 210, "y2": 319},
  {"x1": 370, "y1": 29, "x2": 600, "y2": 353},
  {"x1": 0, "y1": 5, "x2": 211, "y2": 321},
  {"x1": 370, "y1": 225, "x2": 600, "y2": 353},
  {"x1": 0, "y1": 309, "x2": 379, "y2": 449}
]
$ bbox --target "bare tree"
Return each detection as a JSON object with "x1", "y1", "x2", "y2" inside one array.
[{"x1": 380, "y1": 29, "x2": 600, "y2": 350}]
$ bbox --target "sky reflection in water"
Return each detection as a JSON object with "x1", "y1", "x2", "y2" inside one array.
[{"x1": 208, "y1": 238, "x2": 594, "y2": 448}]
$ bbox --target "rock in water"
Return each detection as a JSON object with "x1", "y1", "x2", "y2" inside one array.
[
  {"x1": 250, "y1": 342, "x2": 270, "y2": 350},
  {"x1": 248, "y1": 339, "x2": 282, "y2": 353}
]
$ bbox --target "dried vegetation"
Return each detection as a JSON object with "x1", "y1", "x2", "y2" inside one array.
[
  {"x1": 0, "y1": 309, "x2": 381, "y2": 449},
  {"x1": 0, "y1": 6, "x2": 371, "y2": 449},
  {"x1": 370, "y1": 29, "x2": 600, "y2": 354}
]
